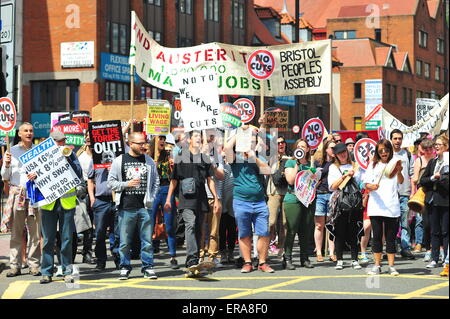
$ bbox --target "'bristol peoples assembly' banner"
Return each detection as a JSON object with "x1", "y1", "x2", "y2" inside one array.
[{"x1": 129, "y1": 12, "x2": 331, "y2": 97}]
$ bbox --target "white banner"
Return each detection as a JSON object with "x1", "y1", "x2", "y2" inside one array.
[
  {"x1": 416, "y1": 98, "x2": 440, "y2": 123},
  {"x1": 382, "y1": 94, "x2": 449, "y2": 147},
  {"x1": 129, "y1": 11, "x2": 331, "y2": 97},
  {"x1": 177, "y1": 70, "x2": 222, "y2": 132},
  {"x1": 19, "y1": 138, "x2": 82, "y2": 206}
]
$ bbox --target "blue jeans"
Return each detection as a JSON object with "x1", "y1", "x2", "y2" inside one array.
[
  {"x1": 93, "y1": 198, "x2": 115, "y2": 264},
  {"x1": 399, "y1": 196, "x2": 412, "y2": 251},
  {"x1": 118, "y1": 208, "x2": 154, "y2": 271},
  {"x1": 41, "y1": 200, "x2": 75, "y2": 276},
  {"x1": 151, "y1": 185, "x2": 177, "y2": 257},
  {"x1": 415, "y1": 212, "x2": 424, "y2": 246}
]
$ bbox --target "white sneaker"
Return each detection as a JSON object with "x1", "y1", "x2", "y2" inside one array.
[
  {"x1": 426, "y1": 261, "x2": 437, "y2": 268},
  {"x1": 119, "y1": 268, "x2": 130, "y2": 280},
  {"x1": 213, "y1": 258, "x2": 224, "y2": 269},
  {"x1": 351, "y1": 260, "x2": 362, "y2": 270},
  {"x1": 55, "y1": 265, "x2": 63, "y2": 277},
  {"x1": 423, "y1": 251, "x2": 432, "y2": 262},
  {"x1": 143, "y1": 268, "x2": 157, "y2": 279},
  {"x1": 335, "y1": 260, "x2": 344, "y2": 270},
  {"x1": 389, "y1": 266, "x2": 399, "y2": 276},
  {"x1": 368, "y1": 265, "x2": 381, "y2": 275}
]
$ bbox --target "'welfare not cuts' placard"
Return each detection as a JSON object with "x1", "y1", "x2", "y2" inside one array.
[{"x1": 19, "y1": 138, "x2": 82, "y2": 206}]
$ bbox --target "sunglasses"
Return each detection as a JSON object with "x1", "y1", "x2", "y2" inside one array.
[
  {"x1": 335, "y1": 139, "x2": 342, "y2": 143},
  {"x1": 378, "y1": 149, "x2": 390, "y2": 153},
  {"x1": 131, "y1": 142, "x2": 146, "y2": 146},
  {"x1": 278, "y1": 141, "x2": 286, "y2": 145}
]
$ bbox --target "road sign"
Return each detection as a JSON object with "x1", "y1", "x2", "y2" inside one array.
[
  {"x1": 301, "y1": 118, "x2": 325, "y2": 150},
  {"x1": 354, "y1": 138, "x2": 377, "y2": 170},
  {"x1": 292, "y1": 125, "x2": 300, "y2": 134},
  {"x1": 0, "y1": 97, "x2": 17, "y2": 132},
  {"x1": 364, "y1": 104, "x2": 382, "y2": 122},
  {"x1": 365, "y1": 120, "x2": 381, "y2": 127},
  {"x1": 233, "y1": 98, "x2": 255, "y2": 124},
  {"x1": 247, "y1": 49, "x2": 275, "y2": 80}
]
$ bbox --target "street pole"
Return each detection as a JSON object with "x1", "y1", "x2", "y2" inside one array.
[
  {"x1": 130, "y1": 65, "x2": 135, "y2": 132},
  {"x1": 295, "y1": 0, "x2": 300, "y2": 132}
]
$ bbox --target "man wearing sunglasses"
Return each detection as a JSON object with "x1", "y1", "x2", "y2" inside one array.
[{"x1": 108, "y1": 132, "x2": 160, "y2": 280}]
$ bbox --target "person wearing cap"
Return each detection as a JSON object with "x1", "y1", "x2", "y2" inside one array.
[
  {"x1": 345, "y1": 138, "x2": 356, "y2": 162},
  {"x1": 327, "y1": 142, "x2": 363, "y2": 271},
  {"x1": 1, "y1": 122, "x2": 42, "y2": 277},
  {"x1": 39, "y1": 129, "x2": 83, "y2": 284}
]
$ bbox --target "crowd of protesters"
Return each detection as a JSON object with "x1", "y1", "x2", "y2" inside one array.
[{"x1": 1, "y1": 117, "x2": 448, "y2": 283}]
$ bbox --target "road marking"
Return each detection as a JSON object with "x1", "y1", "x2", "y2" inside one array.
[
  {"x1": 1, "y1": 281, "x2": 33, "y2": 299},
  {"x1": 394, "y1": 281, "x2": 449, "y2": 299}
]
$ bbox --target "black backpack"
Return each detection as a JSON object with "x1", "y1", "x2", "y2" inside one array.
[
  {"x1": 336, "y1": 166, "x2": 363, "y2": 213},
  {"x1": 272, "y1": 159, "x2": 288, "y2": 188}
]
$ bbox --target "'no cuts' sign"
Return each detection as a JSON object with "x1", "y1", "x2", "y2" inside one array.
[
  {"x1": 247, "y1": 50, "x2": 275, "y2": 80},
  {"x1": 19, "y1": 138, "x2": 82, "y2": 206},
  {"x1": 0, "y1": 97, "x2": 17, "y2": 132},
  {"x1": 233, "y1": 98, "x2": 255, "y2": 124},
  {"x1": 354, "y1": 138, "x2": 377, "y2": 170},
  {"x1": 301, "y1": 118, "x2": 325, "y2": 150}
]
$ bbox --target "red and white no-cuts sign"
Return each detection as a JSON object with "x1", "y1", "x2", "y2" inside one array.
[
  {"x1": 301, "y1": 118, "x2": 325, "y2": 150},
  {"x1": 247, "y1": 50, "x2": 275, "y2": 80},
  {"x1": 0, "y1": 97, "x2": 17, "y2": 132},
  {"x1": 233, "y1": 98, "x2": 256, "y2": 124},
  {"x1": 354, "y1": 138, "x2": 377, "y2": 170},
  {"x1": 292, "y1": 125, "x2": 300, "y2": 134}
]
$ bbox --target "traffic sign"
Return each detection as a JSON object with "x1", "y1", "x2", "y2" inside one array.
[
  {"x1": 233, "y1": 98, "x2": 255, "y2": 124},
  {"x1": 247, "y1": 49, "x2": 275, "y2": 80},
  {"x1": 0, "y1": 97, "x2": 17, "y2": 132},
  {"x1": 364, "y1": 104, "x2": 382, "y2": 122},
  {"x1": 301, "y1": 118, "x2": 325, "y2": 150},
  {"x1": 354, "y1": 138, "x2": 377, "y2": 170}
]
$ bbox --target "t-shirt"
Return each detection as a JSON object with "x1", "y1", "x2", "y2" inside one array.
[
  {"x1": 315, "y1": 160, "x2": 332, "y2": 193},
  {"x1": 327, "y1": 163, "x2": 362, "y2": 192},
  {"x1": 170, "y1": 151, "x2": 212, "y2": 212},
  {"x1": 156, "y1": 152, "x2": 171, "y2": 187},
  {"x1": 78, "y1": 152, "x2": 92, "y2": 181},
  {"x1": 87, "y1": 160, "x2": 112, "y2": 198},
  {"x1": 120, "y1": 153, "x2": 147, "y2": 210},
  {"x1": 205, "y1": 153, "x2": 224, "y2": 200},
  {"x1": 393, "y1": 149, "x2": 414, "y2": 196},
  {"x1": 363, "y1": 160, "x2": 401, "y2": 218},
  {"x1": 283, "y1": 160, "x2": 312, "y2": 204},
  {"x1": 230, "y1": 154, "x2": 266, "y2": 203}
]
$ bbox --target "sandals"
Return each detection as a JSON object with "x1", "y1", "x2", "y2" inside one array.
[
  {"x1": 316, "y1": 253, "x2": 324, "y2": 262},
  {"x1": 329, "y1": 254, "x2": 337, "y2": 262}
]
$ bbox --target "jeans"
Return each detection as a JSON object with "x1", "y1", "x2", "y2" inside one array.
[
  {"x1": 414, "y1": 212, "x2": 424, "y2": 245},
  {"x1": 399, "y1": 196, "x2": 412, "y2": 251},
  {"x1": 151, "y1": 185, "x2": 177, "y2": 257},
  {"x1": 118, "y1": 208, "x2": 154, "y2": 271},
  {"x1": 93, "y1": 198, "x2": 116, "y2": 264},
  {"x1": 430, "y1": 206, "x2": 449, "y2": 263},
  {"x1": 182, "y1": 208, "x2": 204, "y2": 267},
  {"x1": 41, "y1": 200, "x2": 75, "y2": 277}
]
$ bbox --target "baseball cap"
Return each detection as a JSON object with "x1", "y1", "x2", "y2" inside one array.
[{"x1": 332, "y1": 143, "x2": 347, "y2": 154}]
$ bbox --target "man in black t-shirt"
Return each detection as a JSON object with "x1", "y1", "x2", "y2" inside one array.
[
  {"x1": 108, "y1": 132, "x2": 160, "y2": 280},
  {"x1": 164, "y1": 130, "x2": 220, "y2": 268}
]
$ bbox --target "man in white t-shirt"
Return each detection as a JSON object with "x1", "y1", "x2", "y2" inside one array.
[{"x1": 390, "y1": 129, "x2": 415, "y2": 260}]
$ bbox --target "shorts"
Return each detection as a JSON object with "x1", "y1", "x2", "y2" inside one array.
[
  {"x1": 233, "y1": 198, "x2": 270, "y2": 239},
  {"x1": 315, "y1": 193, "x2": 331, "y2": 217}
]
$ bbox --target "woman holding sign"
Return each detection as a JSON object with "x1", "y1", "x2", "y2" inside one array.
[
  {"x1": 283, "y1": 139, "x2": 315, "y2": 270},
  {"x1": 363, "y1": 139, "x2": 404, "y2": 276}
]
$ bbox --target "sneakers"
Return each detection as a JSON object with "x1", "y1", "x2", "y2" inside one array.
[
  {"x1": 40, "y1": 276, "x2": 52, "y2": 284},
  {"x1": 212, "y1": 257, "x2": 224, "y2": 269},
  {"x1": 424, "y1": 251, "x2": 432, "y2": 262},
  {"x1": 400, "y1": 249, "x2": 416, "y2": 260},
  {"x1": 29, "y1": 267, "x2": 41, "y2": 276},
  {"x1": 439, "y1": 250, "x2": 445, "y2": 263},
  {"x1": 413, "y1": 244, "x2": 422, "y2": 253},
  {"x1": 64, "y1": 275, "x2": 74, "y2": 283},
  {"x1": 170, "y1": 258, "x2": 179, "y2": 269},
  {"x1": 426, "y1": 261, "x2": 438, "y2": 268},
  {"x1": 440, "y1": 264, "x2": 449, "y2": 277},
  {"x1": 143, "y1": 268, "x2": 158, "y2": 279},
  {"x1": 282, "y1": 255, "x2": 295, "y2": 270},
  {"x1": 258, "y1": 263, "x2": 275, "y2": 273},
  {"x1": 335, "y1": 260, "x2": 344, "y2": 270},
  {"x1": 358, "y1": 252, "x2": 370, "y2": 264},
  {"x1": 241, "y1": 262, "x2": 253, "y2": 273},
  {"x1": 6, "y1": 268, "x2": 21, "y2": 277},
  {"x1": 55, "y1": 265, "x2": 63, "y2": 277},
  {"x1": 93, "y1": 263, "x2": 106, "y2": 272},
  {"x1": 389, "y1": 266, "x2": 399, "y2": 276},
  {"x1": 119, "y1": 268, "x2": 131, "y2": 280},
  {"x1": 368, "y1": 265, "x2": 381, "y2": 275},
  {"x1": 351, "y1": 260, "x2": 362, "y2": 270}
]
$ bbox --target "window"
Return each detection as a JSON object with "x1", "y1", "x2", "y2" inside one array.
[
  {"x1": 392, "y1": 85, "x2": 397, "y2": 104},
  {"x1": 417, "y1": 90, "x2": 423, "y2": 99},
  {"x1": 353, "y1": 83, "x2": 362, "y2": 100},
  {"x1": 140, "y1": 85, "x2": 163, "y2": 100},
  {"x1": 424, "y1": 63, "x2": 430, "y2": 79},
  {"x1": 385, "y1": 84, "x2": 391, "y2": 103},
  {"x1": 437, "y1": 38, "x2": 444, "y2": 54},
  {"x1": 402, "y1": 87, "x2": 407, "y2": 105},
  {"x1": 144, "y1": 0, "x2": 164, "y2": 45},
  {"x1": 375, "y1": 29, "x2": 381, "y2": 42},
  {"x1": 148, "y1": 31, "x2": 162, "y2": 43},
  {"x1": 416, "y1": 60, "x2": 422, "y2": 76},
  {"x1": 354, "y1": 117, "x2": 362, "y2": 131},
  {"x1": 105, "y1": 81, "x2": 129, "y2": 101},
  {"x1": 145, "y1": 0, "x2": 161, "y2": 5},
  {"x1": 435, "y1": 66, "x2": 441, "y2": 81},
  {"x1": 334, "y1": 30, "x2": 356, "y2": 39},
  {"x1": 408, "y1": 88, "x2": 413, "y2": 106},
  {"x1": 204, "y1": 0, "x2": 219, "y2": 22},
  {"x1": 119, "y1": 24, "x2": 127, "y2": 55},
  {"x1": 232, "y1": 0, "x2": 245, "y2": 44},
  {"x1": 419, "y1": 30, "x2": 428, "y2": 48},
  {"x1": 31, "y1": 80, "x2": 79, "y2": 112},
  {"x1": 107, "y1": 1, "x2": 130, "y2": 54},
  {"x1": 111, "y1": 23, "x2": 119, "y2": 53},
  {"x1": 179, "y1": 0, "x2": 193, "y2": 14}
]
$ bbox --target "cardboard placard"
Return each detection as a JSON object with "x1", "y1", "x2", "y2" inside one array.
[
  {"x1": 146, "y1": 99, "x2": 171, "y2": 135},
  {"x1": 265, "y1": 110, "x2": 288, "y2": 129},
  {"x1": 294, "y1": 170, "x2": 319, "y2": 208},
  {"x1": 89, "y1": 120, "x2": 125, "y2": 169}
]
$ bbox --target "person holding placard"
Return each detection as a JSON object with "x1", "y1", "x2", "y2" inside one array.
[
  {"x1": 38, "y1": 130, "x2": 83, "y2": 284},
  {"x1": 108, "y1": 132, "x2": 160, "y2": 280},
  {"x1": 364, "y1": 139, "x2": 404, "y2": 276},
  {"x1": 283, "y1": 139, "x2": 316, "y2": 270},
  {"x1": 1, "y1": 122, "x2": 41, "y2": 277}
]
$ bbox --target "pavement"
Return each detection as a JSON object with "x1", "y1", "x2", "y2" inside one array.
[{"x1": 0, "y1": 235, "x2": 448, "y2": 301}]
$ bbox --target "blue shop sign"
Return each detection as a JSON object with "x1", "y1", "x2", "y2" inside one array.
[
  {"x1": 100, "y1": 52, "x2": 139, "y2": 83},
  {"x1": 275, "y1": 96, "x2": 296, "y2": 107},
  {"x1": 32, "y1": 113, "x2": 51, "y2": 138}
]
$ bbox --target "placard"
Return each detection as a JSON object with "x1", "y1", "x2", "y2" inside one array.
[
  {"x1": 354, "y1": 138, "x2": 377, "y2": 170},
  {"x1": 235, "y1": 126, "x2": 253, "y2": 153},
  {"x1": 0, "y1": 97, "x2": 17, "y2": 132},
  {"x1": 294, "y1": 170, "x2": 319, "y2": 208},
  {"x1": 416, "y1": 98, "x2": 440, "y2": 123},
  {"x1": 146, "y1": 99, "x2": 171, "y2": 135},
  {"x1": 233, "y1": 98, "x2": 255, "y2": 124},
  {"x1": 221, "y1": 103, "x2": 242, "y2": 129},
  {"x1": 301, "y1": 118, "x2": 325, "y2": 150},
  {"x1": 52, "y1": 120, "x2": 85, "y2": 153},
  {"x1": 88, "y1": 120, "x2": 125, "y2": 169},
  {"x1": 71, "y1": 111, "x2": 91, "y2": 132},
  {"x1": 265, "y1": 110, "x2": 288, "y2": 129},
  {"x1": 247, "y1": 50, "x2": 275, "y2": 80},
  {"x1": 19, "y1": 138, "x2": 82, "y2": 206}
]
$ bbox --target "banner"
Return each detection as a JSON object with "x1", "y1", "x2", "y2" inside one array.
[
  {"x1": 146, "y1": 99, "x2": 171, "y2": 135},
  {"x1": 129, "y1": 11, "x2": 331, "y2": 97},
  {"x1": 19, "y1": 138, "x2": 82, "y2": 206},
  {"x1": 294, "y1": 170, "x2": 319, "y2": 208},
  {"x1": 382, "y1": 94, "x2": 449, "y2": 147},
  {"x1": 88, "y1": 120, "x2": 125, "y2": 169},
  {"x1": 416, "y1": 98, "x2": 439, "y2": 123},
  {"x1": 177, "y1": 70, "x2": 222, "y2": 132}
]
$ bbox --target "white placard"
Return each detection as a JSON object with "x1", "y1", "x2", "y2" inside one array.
[
  {"x1": 416, "y1": 98, "x2": 440, "y2": 123},
  {"x1": 235, "y1": 127, "x2": 253, "y2": 153},
  {"x1": 19, "y1": 138, "x2": 82, "y2": 206},
  {"x1": 177, "y1": 70, "x2": 222, "y2": 132},
  {"x1": 61, "y1": 41, "x2": 95, "y2": 68}
]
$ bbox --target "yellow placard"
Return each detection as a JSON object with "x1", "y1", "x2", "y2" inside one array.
[{"x1": 146, "y1": 99, "x2": 171, "y2": 135}]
